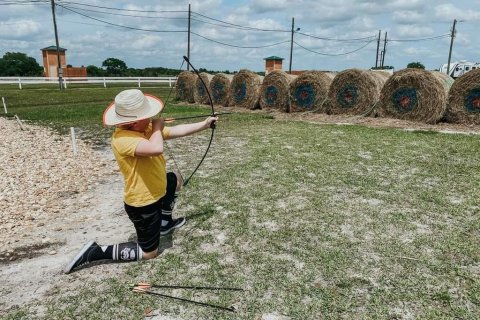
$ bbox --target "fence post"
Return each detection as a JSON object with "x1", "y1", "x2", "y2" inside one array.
[
  {"x1": 169, "y1": 77, "x2": 172, "y2": 87},
  {"x1": 63, "y1": 78, "x2": 67, "y2": 89},
  {"x1": 70, "y1": 127, "x2": 78, "y2": 156},
  {"x1": 18, "y1": 78, "x2": 22, "y2": 89},
  {"x1": 2, "y1": 97, "x2": 7, "y2": 113},
  {"x1": 14, "y1": 114, "x2": 25, "y2": 130},
  {"x1": 138, "y1": 78, "x2": 141, "y2": 88}
]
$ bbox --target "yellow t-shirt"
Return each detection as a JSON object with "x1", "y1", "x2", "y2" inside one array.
[{"x1": 111, "y1": 124, "x2": 170, "y2": 207}]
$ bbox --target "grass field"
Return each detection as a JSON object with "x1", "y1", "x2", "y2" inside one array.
[{"x1": 1, "y1": 85, "x2": 479, "y2": 319}]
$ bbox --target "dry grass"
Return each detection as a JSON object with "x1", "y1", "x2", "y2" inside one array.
[
  {"x1": 375, "y1": 69, "x2": 454, "y2": 124},
  {"x1": 229, "y1": 69, "x2": 264, "y2": 110},
  {"x1": 259, "y1": 71, "x2": 296, "y2": 112},
  {"x1": 289, "y1": 71, "x2": 335, "y2": 113},
  {"x1": 446, "y1": 69, "x2": 480, "y2": 125},
  {"x1": 327, "y1": 69, "x2": 389, "y2": 116}
]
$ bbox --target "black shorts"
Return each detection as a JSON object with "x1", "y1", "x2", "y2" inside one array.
[{"x1": 124, "y1": 172, "x2": 177, "y2": 253}]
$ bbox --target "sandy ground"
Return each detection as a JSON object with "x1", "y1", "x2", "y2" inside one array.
[{"x1": 0, "y1": 118, "x2": 137, "y2": 315}]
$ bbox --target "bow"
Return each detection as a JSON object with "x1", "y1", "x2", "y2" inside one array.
[{"x1": 162, "y1": 56, "x2": 216, "y2": 187}]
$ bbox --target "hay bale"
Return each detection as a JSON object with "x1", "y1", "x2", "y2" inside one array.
[
  {"x1": 259, "y1": 71, "x2": 297, "y2": 112},
  {"x1": 446, "y1": 69, "x2": 480, "y2": 125},
  {"x1": 175, "y1": 71, "x2": 196, "y2": 103},
  {"x1": 229, "y1": 69, "x2": 264, "y2": 109},
  {"x1": 289, "y1": 71, "x2": 335, "y2": 112},
  {"x1": 193, "y1": 72, "x2": 214, "y2": 104},
  {"x1": 376, "y1": 68, "x2": 454, "y2": 124},
  {"x1": 327, "y1": 69, "x2": 389, "y2": 116},
  {"x1": 210, "y1": 73, "x2": 234, "y2": 106}
]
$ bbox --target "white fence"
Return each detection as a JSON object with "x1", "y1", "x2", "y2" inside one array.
[{"x1": 0, "y1": 76, "x2": 177, "y2": 89}]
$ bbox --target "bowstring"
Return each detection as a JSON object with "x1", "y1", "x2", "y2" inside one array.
[{"x1": 161, "y1": 59, "x2": 186, "y2": 183}]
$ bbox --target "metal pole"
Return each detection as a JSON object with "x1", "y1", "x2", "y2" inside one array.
[
  {"x1": 446, "y1": 19, "x2": 457, "y2": 76},
  {"x1": 381, "y1": 31, "x2": 387, "y2": 68},
  {"x1": 50, "y1": 0, "x2": 63, "y2": 90},
  {"x1": 187, "y1": 3, "x2": 191, "y2": 71},
  {"x1": 289, "y1": 17, "x2": 294, "y2": 74},
  {"x1": 375, "y1": 30, "x2": 381, "y2": 68}
]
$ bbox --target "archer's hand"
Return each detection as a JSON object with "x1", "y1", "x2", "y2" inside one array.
[{"x1": 205, "y1": 115, "x2": 218, "y2": 129}]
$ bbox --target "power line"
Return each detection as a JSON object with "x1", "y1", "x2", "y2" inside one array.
[
  {"x1": 57, "y1": 4, "x2": 187, "y2": 33},
  {"x1": 293, "y1": 39, "x2": 376, "y2": 56},
  {"x1": 190, "y1": 16, "x2": 276, "y2": 31},
  {"x1": 57, "y1": 1, "x2": 187, "y2": 13},
  {"x1": 0, "y1": 0, "x2": 48, "y2": 5},
  {"x1": 58, "y1": 3, "x2": 188, "y2": 19},
  {"x1": 191, "y1": 11, "x2": 290, "y2": 33},
  {"x1": 388, "y1": 34, "x2": 450, "y2": 42},
  {"x1": 57, "y1": 3, "x2": 290, "y2": 49},
  {"x1": 296, "y1": 31, "x2": 377, "y2": 42},
  {"x1": 191, "y1": 32, "x2": 290, "y2": 49}
]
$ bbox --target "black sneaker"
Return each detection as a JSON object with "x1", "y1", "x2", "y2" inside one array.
[
  {"x1": 160, "y1": 217, "x2": 186, "y2": 236},
  {"x1": 64, "y1": 240, "x2": 99, "y2": 274}
]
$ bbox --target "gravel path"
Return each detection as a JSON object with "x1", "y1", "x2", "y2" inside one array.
[
  {"x1": 0, "y1": 117, "x2": 140, "y2": 313},
  {"x1": 0, "y1": 117, "x2": 117, "y2": 258}
]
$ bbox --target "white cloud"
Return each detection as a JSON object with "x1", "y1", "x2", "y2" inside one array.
[
  {"x1": 0, "y1": 0, "x2": 477, "y2": 72},
  {"x1": 434, "y1": 4, "x2": 480, "y2": 22},
  {"x1": 393, "y1": 11, "x2": 425, "y2": 24},
  {"x1": 396, "y1": 25, "x2": 434, "y2": 37},
  {"x1": 250, "y1": 0, "x2": 289, "y2": 13},
  {"x1": 0, "y1": 20, "x2": 43, "y2": 38}
]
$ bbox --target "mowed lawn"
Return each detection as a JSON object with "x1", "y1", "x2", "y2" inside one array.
[{"x1": 1, "y1": 85, "x2": 479, "y2": 319}]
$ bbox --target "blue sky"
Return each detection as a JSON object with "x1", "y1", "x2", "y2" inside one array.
[{"x1": 1, "y1": 0, "x2": 479, "y2": 72}]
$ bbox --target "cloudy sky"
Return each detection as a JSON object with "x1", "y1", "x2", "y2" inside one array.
[{"x1": 1, "y1": 0, "x2": 479, "y2": 72}]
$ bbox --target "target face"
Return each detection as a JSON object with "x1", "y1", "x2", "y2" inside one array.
[
  {"x1": 392, "y1": 87, "x2": 418, "y2": 113},
  {"x1": 465, "y1": 88, "x2": 480, "y2": 113},
  {"x1": 337, "y1": 85, "x2": 358, "y2": 108},
  {"x1": 264, "y1": 86, "x2": 278, "y2": 106},
  {"x1": 234, "y1": 83, "x2": 247, "y2": 102},
  {"x1": 212, "y1": 82, "x2": 225, "y2": 101},
  {"x1": 294, "y1": 84, "x2": 315, "y2": 109},
  {"x1": 197, "y1": 81, "x2": 205, "y2": 95}
]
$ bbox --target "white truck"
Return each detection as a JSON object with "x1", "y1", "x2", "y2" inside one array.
[{"x1": 440, "y1": 60, "x2": 479, "y2": 78}]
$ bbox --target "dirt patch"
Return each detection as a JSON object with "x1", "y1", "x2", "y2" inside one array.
[
  {"x1": 0, "y1": 118, "x2": 135, "y2": 313},
  {"x1": 0, "y1": 242, "x2": 63, "y2": 264}
]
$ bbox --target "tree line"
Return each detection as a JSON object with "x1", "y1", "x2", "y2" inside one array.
[
  {"x1": 0, "y1": 52, "x2": 234, "y2": 77},
  {"x1": 0, "y1": 51, "x2": 426, "y2": 77}
]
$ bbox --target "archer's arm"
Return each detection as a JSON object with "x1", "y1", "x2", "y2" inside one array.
[{"x1": 166, "y1": 116, "x2": 218, "y2": 139}]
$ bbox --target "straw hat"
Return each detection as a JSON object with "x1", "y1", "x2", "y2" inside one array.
[{"x1": 103, "y1": 89, "x2": 164, "y2": 126}]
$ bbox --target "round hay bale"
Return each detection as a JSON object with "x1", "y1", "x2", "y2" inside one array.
[
  {"x1": 328, "y1": 69, "x2": 389, "y2": 116},
  {"x1": 175, "y1": 71, "x2": 196, "y2": 103},
  {"x1": 193, "y1": 72, "x2": 214, "y2": 104},
  {"x1": 259, "y1": 71, "x2": 297, "y2": 112},
  {"x1": 289, "y1": 71, "x2": 335, "y2": 112},
  {"x1": 229, "y1": 69, "x2": 264, "y2": 109},
  {"x1": 210, "y1": 73, "x2": 234, "y2": 106},
  {"x1": 376, "y1": 68, "x2": 453, "y2": 124},
  {"x1": 446, "y1": 69, "x2": 480, "y2": 125}
]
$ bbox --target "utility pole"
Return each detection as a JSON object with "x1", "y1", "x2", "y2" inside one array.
[
  {"x1": 50, "y1": 0, "x2": 63, "y2": 90},
  {"x1": 375, "y1": 30, "x2": 381, "y2": 68},
  {"x1": 187, "y1": 3, "x2": 191, "y2": 71},
  {"x1": 381, "y1": 31, "x2": 387, "y2": 68},
  {"x1": 289, "y1": 17, "x2": 295, "y2": 74},
  {"x1": 446, "y1": 19, "x2": 457, "y2": 76}
]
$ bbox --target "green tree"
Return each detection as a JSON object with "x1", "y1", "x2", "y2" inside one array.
[
  {"x1": 102, "y1": 58, "x2": 127, "y2": 76},
  {"x1": 86, "y1": 65, "x2": 105, "y2": 76},
  {"x1": 0, "y1": 52, "x2": 43, "y2": 76},
  {"x1": 407, "y1": 62, "x2": 425, "y2": 69}
]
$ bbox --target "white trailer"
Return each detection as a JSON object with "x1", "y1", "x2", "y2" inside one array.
[{"x1": 440, "y1": 60, "x2": 479, "y2": 78}]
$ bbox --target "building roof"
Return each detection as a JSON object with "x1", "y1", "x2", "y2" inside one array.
[
  {"x1": 41, "y1": 46, "x2": 67, "y2": 51},
  {"x1": 264, "y1": 56, "x2": 284, "y2": 60}
]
